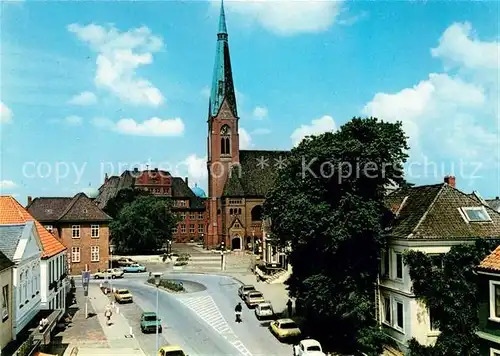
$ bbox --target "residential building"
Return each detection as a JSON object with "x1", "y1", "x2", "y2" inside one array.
[
  {"x1": 95, "y1": 170, "x2": 208, "y2": 243},
  {"x1": 205, "y1": 1, "x2": 289, "y2": 250},
  {"x1": 0, "y1": 196, "x2": 68, "y2": 313},
  {"x1": 379, "y1": 176, "x2": 500, "y2": 352},
  {"x1": 27, "y1": 192, "x2": 111, "y2": 275},
  {"x1": 0, "y1": 222, "x2": 42, "y2": 338},
  {"x1": 477, "y1": 245, "x2": 500, "y2": 355},
  {"x1": 0, "y1": 250, "x2": 14, "y2": 352}
]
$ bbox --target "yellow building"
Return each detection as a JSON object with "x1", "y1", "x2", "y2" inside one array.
[{"x1": 0, "y1": 250, "x2": 14, "y2": 352}]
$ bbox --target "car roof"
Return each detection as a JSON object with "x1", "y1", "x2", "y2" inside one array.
[
  {"x1": 277, "y1": 318, "x2": 295, "y2": 323},
  {"x1": 159, "y1": 345, "x2": 183, "y2": 352},
  {"x1": 242, "y1": 285, "x2": 255, "y2": 288},
  {"x1": 301, "y1": 339, "x2": 321, "y2": 347},
  {"x1": 142, "y1": 312, "x2": 156, "y2": 316},
  {"x1": 258, "y1": 302, "x2": 271, "y2": 306},
  {"x1": 117, "y1": 289, "x2": 129, "y2": 292}
]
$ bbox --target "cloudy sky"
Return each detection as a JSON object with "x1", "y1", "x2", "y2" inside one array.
[{"x1": 0, "y1": 0, "x2": 498, "y2": 201}]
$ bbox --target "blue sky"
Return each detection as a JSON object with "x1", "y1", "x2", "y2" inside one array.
[{"x1": 0, "y1": 0, "x2": 499, "y2": 201}]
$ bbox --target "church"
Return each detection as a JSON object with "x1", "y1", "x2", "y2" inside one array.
[{"x1": 204, "y1": 1, "x2": 289, "y2": 250}]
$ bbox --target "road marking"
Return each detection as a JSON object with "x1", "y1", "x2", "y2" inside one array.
[{"x1": 178, "y1": 295, "x2": 253, "y2": 356}]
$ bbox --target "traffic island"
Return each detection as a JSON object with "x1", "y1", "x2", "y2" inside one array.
[{"x1": 147, "y1": 278, "x2": 186, "y2": 293}]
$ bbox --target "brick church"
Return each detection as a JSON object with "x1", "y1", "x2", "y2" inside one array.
[{"x1": 205, "y1": 1, "x2": 288, "y2": 250}]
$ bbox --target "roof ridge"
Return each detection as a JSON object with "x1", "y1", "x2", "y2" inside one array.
[
  {"x1": 56, "y1": 193, "x2": 82, "y2": 220},
  {"x1": 408, "y1": 184, "x2": 445, "y2": 238}
]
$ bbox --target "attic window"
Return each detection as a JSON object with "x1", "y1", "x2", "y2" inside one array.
[{"x1": 461, "y1": 207, "x2": 491, "y2": 222}]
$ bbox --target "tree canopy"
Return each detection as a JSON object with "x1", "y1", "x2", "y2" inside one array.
[
  {"x1": 263, "y1": 117, "x2": 409, "y2": 354},
  {"x1": 110, "y1": 196, "x2": 179, "y2": 254},
  {"x1": 404, "y1": 239, "x2": 499, "y2": 356},
  {"x1": 104, "y1": 188, "x2": 151, "y2": 219}
]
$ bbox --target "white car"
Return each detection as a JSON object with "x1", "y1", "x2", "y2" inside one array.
[
  {"x1": 293, "y1": 339, "x2": 325, "y2": 356},
  {"x1": 254, "y1": 302, "x2": 274, "y2": 320}
]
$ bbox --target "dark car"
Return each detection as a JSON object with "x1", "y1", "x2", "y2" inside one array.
[{"x1": 238, "y1": 285, "x2": 256, "y2": 300}]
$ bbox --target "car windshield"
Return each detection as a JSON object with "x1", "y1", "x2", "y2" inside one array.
[
  {"x1": 249, "y1": 292, "x2": 263, "y2": 298},
  {"x1": 243, "y1": 286, "x2": 255, "y2": 291},
  {"x1": 260, "y1": 305, "x2": 271, "y2": 311},
  {"x1": 280, "y1": 322, "x2": 297, "y2": 329},
  {"x1": 118, "y1": 290, "x2": 129, "y2": 294},
  {"x1": 165, "y1": 351, "x2": 185, "y2": 356},
  {"x1": 307, "y1": 346, "x2": 321, "y2": 351},
  {"x1": 143, "y1": 315, "x2": 157, "y2": 321}
]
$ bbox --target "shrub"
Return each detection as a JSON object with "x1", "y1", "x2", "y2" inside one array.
[
  {"x1": 174, "y1": 261, "x2": 188, "y2": 266},
  {"x1": 148, "y1": 278, "x2": 184, "y2": 292}
]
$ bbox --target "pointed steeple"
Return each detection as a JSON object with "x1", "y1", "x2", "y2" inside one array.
[{"x1": 209, "y1": 0, "x2": 237, "y2": 118}]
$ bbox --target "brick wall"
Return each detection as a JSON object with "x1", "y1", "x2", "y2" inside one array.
[
  {"x1": 173, "y1": 209, "x2": 209, "y2": 243},
  {"x1": 57, "y1": 223, "x2": 109, "y2": 275}
]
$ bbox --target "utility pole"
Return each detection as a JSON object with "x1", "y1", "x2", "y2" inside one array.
[{"x1": 251, "y1": 229, "x2": 255, "y2": 270}]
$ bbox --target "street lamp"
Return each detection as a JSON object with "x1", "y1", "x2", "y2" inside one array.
[
  {"x1": 168, "y1": 240, "x2": 172, "y2": 255},
  {"x1": 109, "y1": 244, "x2": 115, "y2": 292},
  {"x1": 153, "y1": 272, "x2": 163, "y2": 352}
]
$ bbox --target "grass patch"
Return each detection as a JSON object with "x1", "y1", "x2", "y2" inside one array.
[{"x1": 147, "y1": 278, "x2": 185, "y2": 292}]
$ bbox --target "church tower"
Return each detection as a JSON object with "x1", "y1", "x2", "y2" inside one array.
[{"x1": 206, "y1": 0, "x2": 240, "y2": 248}]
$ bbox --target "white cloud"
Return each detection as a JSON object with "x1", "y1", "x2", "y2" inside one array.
[
  {"x1": 0, "y1": 102, "x2": 13, "y2": 123},
  {"x1": 68, "y1": 23, "x2": 164, "y2": 106},
  {"x1": 68, "y1": 91, "x2": 98, "y2": 105},
  {"x1": 218, "y1": 0, "x2": 344, "y2": 36},
  {"x1": 0, "y1": 180, "x2": 16, "y2": 191},
  {"x1": 178, "y1": 154, "x2": 207, "y2": 183},
  {"x1": 252, "y1": 128, "x2": 271, "y2": 135},
  {"x1": 290, "y1": 115, "x2": 337, "y2": 146},
  {"x1": 239, "y1": 127, "x2": 253, "y2": 149},
  {"x1": 363, "y1": 22, "x2": 498, "y2": 165},
  {"x1": 252, "y1": 106, "x2": 268, "y2": 119},
  {"x1": 92, "y1": 116, "x2": 184, "y2": 137},
  {"x1": 64, "y1": 115, "x2": 83, "y2": 126}
]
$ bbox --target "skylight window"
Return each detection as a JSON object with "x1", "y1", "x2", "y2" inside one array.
[{"x1": 461, "y1": 207, "x2": 491, "y2": 222}]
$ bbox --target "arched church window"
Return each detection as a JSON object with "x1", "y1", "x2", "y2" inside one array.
[
  {"x1": 251, "y1": 205, "x2": 263, "y2": 222},
  {"x1": 230, "y1": 208, "x2": 233, "y2": 215},
  {"x1": 221, "y1": 125, "x2": 231, "y2": 155}
]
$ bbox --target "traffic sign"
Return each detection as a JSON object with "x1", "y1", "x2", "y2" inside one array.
[{"x1": 82, "y1": 271, "x2": 90, "y2": 287}]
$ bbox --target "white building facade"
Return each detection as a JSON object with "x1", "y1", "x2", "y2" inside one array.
[
  {"x1": 40, "y1": 251, "x2": 68, "y2": 311},
  {"x1": 0, "y1": 222, "x2": 43, "y2": 338}
]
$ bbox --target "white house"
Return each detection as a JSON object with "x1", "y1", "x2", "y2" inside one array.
[
  {"x1": 40, "y1": 251, "x2": 68, "y2": 311},
  {"x1": 0, "y1": 221, "x2": 42, "y2": 338},
  {"x1": 379, "y1": 176, "x2": 500, "y2": 353}
]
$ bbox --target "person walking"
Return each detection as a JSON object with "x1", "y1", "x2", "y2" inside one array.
[
  {"x1": 287, "y1": 299, "x2": 293, "y2": 317},
  {"x1": 235, "y1": 302, "x2": 243, "y2": 323},
  {"x1": 104, "y1": 306, "x2": 113, "y2": 326}
]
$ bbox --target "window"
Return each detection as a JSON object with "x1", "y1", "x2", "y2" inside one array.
[
  {"x1": 198, "y1": 224, "x2": 204, "y2": 234},
  {"x1": 91, "y1": 247, "x2": 99, "y2": 262},
  {"x1": 190, "y1": 212, "x2": 196, "y2": 220},
  {"x1": 383, "y1": 296, "x2": 391, "y2": 324},
  {"x1": 49, "y1": 261, "x2": 53, "y2": 283},
  {"x1": 72, "y1": 225, "x2": 80, "y2": 238},
  {"x1": 180, "y1": 224, "x2": 186, "y2": 233},
  {"x1": 429, "y1": 307, "x2": 439, "y2": 331},
  {"x1": 221, "y1": 125, "x2": 231, "y2": 155},
  {"x1": 172, "y1": 226, "x2": 178, "y2": 234},
  {"x1": 179, "y1": 200, "x2": 186, "y2": 207},
  {"x1": 180, "y1": 212, "x2": 186, "y2": 220},
  {"x1": 395, "y1": 301, "x2": 404, "y2": 330},
  {"x1": 461, "y1": 207, "x2": 491, "y2": 222},
  {"x1": 72, "y1": 247, "x2": 80, "y2": 262},
  {"x1": 490, "y1": 281, "x2": 500, "y2": 321},
  {"x1": 490, "y1": 348, "x2": 500, "y2": 356},
  {"x1": 198, "y1": 212, "x2": 204, "y2": 220},
  {"x1": 381, "y1": 250, "x2": 390, "y2": 277},
  {"x1": 2, "y1": 285, "x2": 9, "y2": 321},
  {"x1": 91, "y1": 225, "x2": 100, "y2": 238},
  {"x1": 189, "y1": 224, "x2": 195, "y2": 234},
  {"x1": 45, "y1": 225, "x2": 53, "y2": 233},
  {"x1": 395, "y1": 252, "x2": 403, "y2": 280}
]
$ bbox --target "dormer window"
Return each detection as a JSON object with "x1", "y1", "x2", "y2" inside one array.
[{"x1": 461, "y1": 207, "x2": 491, "y2": 222}]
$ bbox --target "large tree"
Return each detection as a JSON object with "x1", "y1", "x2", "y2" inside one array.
[
  {"x1": 104, "y1": 188, "x2": 151, "y2": 218},
  {"x1": 263, "y1": 117, "x2": 409, "y2": 354},
  {"x1": 110, "y1": 196, "x2": 179, "y2": 254}
]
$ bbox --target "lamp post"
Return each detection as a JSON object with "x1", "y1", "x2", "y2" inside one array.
[
  {"x1": 168, "y1": 240, "x2": 172, "y2": 255},
  {"x1": 153, "y1": 272, "x2": 163, "y2": 352},
  {"x1": 251, "y1": 229, "x2": 256, "y2": 270},
  {"x1": 109, "y1": 244, "x2": 115, "y2": 292}
]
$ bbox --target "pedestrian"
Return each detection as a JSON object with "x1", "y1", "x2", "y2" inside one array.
[
  {"x1": 235, "y1": 302, "x2": 242, "y2": 323},
  {"x1": 104, "y1": 306, "x2": 113, "y2": 326},
  {"x1": 287, "y1": 299, "x2": 293, "y2": 317}
]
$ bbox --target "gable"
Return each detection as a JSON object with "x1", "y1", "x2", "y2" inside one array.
[
  {"x1": 229, "y1": 216, "x2": 244, "y2": 230},
  {"x1": 0, "y1": 224, "x2": 25, "y2": 261},
  {"x1": 13, "y1": 221, "x2": 42, "y2": 261},
  {"x1": 58, "y1": 193, "x2": 112, "y2": 222}
]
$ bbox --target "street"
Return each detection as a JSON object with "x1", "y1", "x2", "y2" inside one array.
[{"x1": 94, "y1": 272, "x2": 291, "y2": 356}]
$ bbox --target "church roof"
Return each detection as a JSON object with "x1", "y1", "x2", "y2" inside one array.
[
  {"x1": 209, "y1": 0, "x2": 237, "y2": 118},
  {"x1": 222, "y1": 150, "x2": 290, "y2": 198}
]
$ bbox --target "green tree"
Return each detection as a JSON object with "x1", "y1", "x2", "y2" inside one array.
[
  {"x1": 104, "y1": 188, "x2": 151, "y2": 218},
  {"x1": 263, "y1": 117, "x2": 409, "y2": 354},
  {"x1": 110, "y1": 196, "x2": 179, "y2": 254},
  {"x1": 404, "y1": 239, "x2": 499, "y2": 356}
]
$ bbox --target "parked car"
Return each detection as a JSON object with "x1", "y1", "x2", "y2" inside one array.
[
  {"x1": 117, "y1": 257, "x2": 137, "y2": 267},
  {"x1": 269, "y1": 318, "x2": 301, "y2": 341},
  {"x1": 140, "y1": 312, "x2": 162, "y2": 333},
  {"x1": 293, "y1": 339, "x2": 325, "y2": 356},
  {"x1": 94, "y1": 268, "x2": 124, "y2": 279},
  {"x1": 114, "y1": 288, "x2": 133, "y2": 303},
  {"x1": 238, "y1": 284, "x2": 256, "y2": 300},
  {"x1": 158, "y1": 345, "x2": 187, "y2": 356},
  {"x1": 254, "y1": 302, "x2": 274, "y2": 320},
  {"x1": 123, "y1": 263, "x2": 147, "y2": 273},
  {"x1": 244, "y1": 291, "x2": 265, "y2": 308}
]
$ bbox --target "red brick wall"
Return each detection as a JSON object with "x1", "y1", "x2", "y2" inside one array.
[
  {"x1": 57, "y1": 223, "x2": 109, "y2": 275},
  {"x1": 172, "y1": 208, "x2": 209, "y2": 243}
]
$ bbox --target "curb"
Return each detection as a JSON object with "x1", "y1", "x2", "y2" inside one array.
[{"x1": 167, "y1": 270, "x2": 249, "y2": 286}]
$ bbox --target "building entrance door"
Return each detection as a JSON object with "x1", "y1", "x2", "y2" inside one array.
[{"x1": 231, "y1": 236, "x2": 241, "y2": 250}]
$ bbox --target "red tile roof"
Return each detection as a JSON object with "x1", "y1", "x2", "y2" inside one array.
[
  {"x1": 479, "y1": 245, "x2": 500, "y2": 272},
  {"x1": 0, "y1": 196, "x2": 66, "y2": 258}
]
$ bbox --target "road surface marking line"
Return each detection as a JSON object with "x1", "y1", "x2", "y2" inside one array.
[
  {"x1": 204, "y1": 314, "x2": 222, "y2": 323},
  {"x1": 199, "y1": 308, "x2": 219, "y2": 318},
  {"x1": 211, "y1": 320, "x2": 227, "y2": 329}
]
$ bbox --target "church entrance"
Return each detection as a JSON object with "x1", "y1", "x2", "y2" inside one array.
[{"x1": 231, "y1": 236, "x2": 242, "y2": 250}]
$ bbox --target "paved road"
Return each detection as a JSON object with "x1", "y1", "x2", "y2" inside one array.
[{"x1": 91, "y1": 272, "x2": 291, "y2": 356}]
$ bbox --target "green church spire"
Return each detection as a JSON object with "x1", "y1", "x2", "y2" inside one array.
[{"x1": 209, "y1": 0, "x2": 237, "y2": 118}]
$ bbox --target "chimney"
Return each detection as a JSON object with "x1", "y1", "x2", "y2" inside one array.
[
  {"x1": 104, "y1": 173, "x2": 109, "y2": 183},
  {"x1": 185, "y1": 177, "x2": 189, "y2": 186},
  {"x1": 27, "y1": 196, "x2": 33, "y2": 205},
  {"x1": 444, "y1": 175, "x2": 456, "y2": 188},
  {"x1": 134, "y1": 167, "x2": 139, "y2": 173}
]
